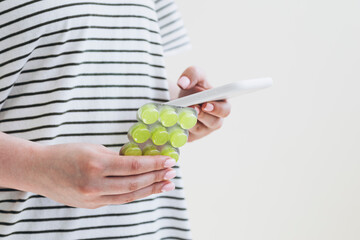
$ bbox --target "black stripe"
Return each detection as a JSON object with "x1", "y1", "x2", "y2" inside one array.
[
  {"x1": 0, "y1": 204, "x2": 185, "y2": 215},
  {"x1": 28, "y1": 49, "x2": 162, "y2": 61},
  {"x1": 10, "y1": 72, "x2": 166, "y2": 90},
  {"x1": 0, "y1": 96, "x2": 168, "y2": 112},
  {"x1": 0, "y1": 0, "x2": 41, "y2": 16},
  {"x1": 0, "y1": 194, "x2": 184, "y2": 205},
  {"x1": 159, "y1": 17, "x2": 181, "y2": 30},
  {"x1": 0, "y1": 25, "x2": 160, "y2": 56},
  {"x1": 0, "y1": 2, "x2": 155, "y2": 28},
  {"x1": 161, "y1": 237, "x2": 191, "y2": 240},
  {"x1": 124, "y1": 195, "x2": 184, "y2": 206},
  {"x1": 0, "y1": 212, "x2": 187, "y2": 227},
  {"x1": 7, "y1": 85, "x2": 167, "y2": 100},
  {"x1": 0, "y1": 38, "x2": 163, "y2": 80},
  {"x1": 163, "y1": 34, "x2": 187, "y2": 47},
  {"x1": 0, "y1": 217, "x2": 189, "y2": 237},
  {"x1": 0, "y1": 205, "x2": 73, "y2": 214},
  {"x1": 29, "y1": 132, "x2": 128, "y2": 142},
  {"x1": 165, "y1": 41, "x2": 191, "y2": 52},
  {"x1": 78, "y1": 226, "x2": 190, "y2": 240},
  {"x1": 20, "y1": 61, "x2": 164, "y2": 75},
  {"x1": 1, "y1": 96, "x2": 8, "y2": 106},
  {"x1": 0, "y1": 66, "x2": 25, "y2": 83},
  {"x1": 1, "y1": 39, "x2": 163, "y2": 70},
  {"x1": 0, "y1": 188, "x2": 19, "y2": 192},
  {"x1": 158, "y1": 10, "x2": 177, "y2": 22},
  {"x1": 3, "y1": 120, "x2": 138, "y2": 134},
  {"x1": 0, "y1": 52, "x2": 32, "y2": 68},
  {"x1": 0, "y1": 13, "x2": 157, "y2": 42},
  {"x1": 103, "y1": 143, "x2": 125, "y2": 148},
  {"x1": 0, "y1": 195, "x2": 44, "y2": 204},
  {"x1": 36, "y1": 37, "x2": 161, "y2": 50},
  {"x1": 162, "y1": 26, "x2": 184, "y2": 38},
  {"x1": 156, "y1": 2, "x2": 174, "y2": 13},
  {"x1": 0, "y1": 108, "x2": 139, "y2": 123}
]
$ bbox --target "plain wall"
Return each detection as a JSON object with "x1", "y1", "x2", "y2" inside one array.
[{"x1": 164, "y1": 0, "x2": 360, "y2": 239}]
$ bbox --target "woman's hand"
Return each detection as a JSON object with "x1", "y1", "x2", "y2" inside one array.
[
  {"x1": 177, "y1": 66, "x2": 232, "y2": 142},
  {"x1": 28, "y1": 143, "x2": 177, "y2": 209}
]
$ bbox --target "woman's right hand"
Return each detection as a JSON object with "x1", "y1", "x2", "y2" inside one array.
[{"x1": 26, "y1": 143, "x2": 177, "y2": 209}]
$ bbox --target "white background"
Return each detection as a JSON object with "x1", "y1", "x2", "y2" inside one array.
[{"x1": 165, "y1": 0, "x2": 360, "y2": 239}]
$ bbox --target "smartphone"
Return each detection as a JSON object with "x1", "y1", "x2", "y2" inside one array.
[{"x1": 166, "y1": 77, "x2": 273, "y2": 107}]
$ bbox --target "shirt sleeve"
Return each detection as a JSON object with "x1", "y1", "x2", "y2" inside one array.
[{"x1": 154, "y1": 0, "x2": 191, "y2": 56}]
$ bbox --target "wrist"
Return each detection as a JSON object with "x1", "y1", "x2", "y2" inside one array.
[
  {"x1": 0, "y1": 132, "x2": 46, "y2": 192},
  {"x1": 20, "y1": 141, "x2": 48, "y2": 192}
]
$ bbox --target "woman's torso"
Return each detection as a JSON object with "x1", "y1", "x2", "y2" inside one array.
[{"x1": 0, "y1": 1, "x2": 191, "y2": 239}]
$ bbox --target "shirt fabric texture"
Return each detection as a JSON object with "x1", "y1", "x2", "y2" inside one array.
[{"x1": 0, "y1": 0, "x2": 192, "y2": 239}]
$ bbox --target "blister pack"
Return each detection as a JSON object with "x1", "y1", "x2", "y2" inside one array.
[{"x1": 119, "y1": 103, "x2": 198, "y2": 161}]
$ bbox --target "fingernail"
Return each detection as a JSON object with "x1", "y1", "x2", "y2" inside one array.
[
  {"x1": 164, "y1": 158, "x2": 176, "y2": 168},
  {"x1": 204, "y1": 103, "x2": 214, "y2": 112},
  {"x1": 161, "y1": 182, "x2": 175, "y2": 192},
  {"x1": 164, "y1": 169, "x2": 176, "y2": 180},
  {"x1": 178, "y1": 76, "x2": 190, "y2": 89}
]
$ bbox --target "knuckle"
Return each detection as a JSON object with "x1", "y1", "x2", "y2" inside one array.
[
  {"x1": 188, "y1": 65, "x2": 198, "y2": 74},
  {"x1": 155, "y1": 158, "x2": 164, "y2": 170},
  {"x1": 77, "y1": 182, "x2": 99, "y2": 197},
  {"x1": 123, "y1": 193, "x2": 136, "y2": 204},
  {"x1": 154, "y1": 170, "x2": 163, "y2": 182},
  {"x1": 189, "y1": 65, "x2": 202, "y2": 77},
  {"x1": 128, "y1": 181, "x2": 139, "y2": 192},
  {"x1": 84, "y1": 159, "x2": 104, "y2": 175},
  {"x1": 130, "y1": 159, "x2": 142, "y2": 172}
]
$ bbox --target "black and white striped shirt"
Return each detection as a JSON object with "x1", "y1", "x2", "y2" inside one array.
[{"x1": 0, "y1": 0, "x2": 191, "y2": 239}]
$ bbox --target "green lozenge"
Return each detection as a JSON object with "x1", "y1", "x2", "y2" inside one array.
[
  {"x1": 168, "y1": 126, "x2": 188, "y2": 148},
  {"x1": 120, "y1": 142, "x2": 142, "y2": 156},
  {"x1": 160, "y1": 145, "x2": 179, "y2": 162},
  {"x1": 128, "y1": 122, "x2": 150, "y2": 143},
  {"x1": 142, "y1": 144, "x2": 161, "y2": 156},
  {"x1": 159, "y1": 106, "x2": 178, "y2": 127},
  {"x1": 137, "y1": 103, "x2": 159, "y2": 125},
  {"x1": 178, "y1": 108, "x2": 197, "y2": 129},
  {"x1": 150, "y1": 124, "x2": 169, "y2": 146}
]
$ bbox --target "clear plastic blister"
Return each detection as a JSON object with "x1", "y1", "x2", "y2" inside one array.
[{"x1": 120, "y1": 103, "x2": 198, "y2": 161}]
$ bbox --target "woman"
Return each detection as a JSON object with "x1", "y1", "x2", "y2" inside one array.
[{"x1": 0, "y1": 0, "x2": 230, "y2": 239}]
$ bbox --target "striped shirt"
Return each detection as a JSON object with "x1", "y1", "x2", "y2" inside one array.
[{"x1": 0, "y1": 0, "x2": 191, "y2": 239}]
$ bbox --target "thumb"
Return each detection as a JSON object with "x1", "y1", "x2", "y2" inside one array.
[{"x1": 177, "y1": 66, "x2": 211, "y2": 90}]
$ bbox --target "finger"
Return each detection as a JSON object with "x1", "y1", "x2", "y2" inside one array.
[
  {"x1": 188, "y1": 121, "x2": 211, "y2": 139},
  {"x1": 177, "y1": 66, "x2": 212, "y2": 90},
  {"x1": 102, "y1": 168, "x2": 176, "y2": 195},
  {"x1": 100, "y1": 181, "x2": 175, "y2": 205},
  {"x1": 99, "y1": 145, "x2": 119, "y2": 155},
  {"x1": 104, "y1": 155, "x2": 176, "y2": 176},
  {"x1": 197, "y1": 110, "x2": 224, "y2": 130},
  {"x1": 202, "y1": 101, "x2": 231, "y2": 118}
]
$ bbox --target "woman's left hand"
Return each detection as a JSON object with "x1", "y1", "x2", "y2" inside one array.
[{"x1": 176, "y1": 66, "x2": 231, "y2": 142}]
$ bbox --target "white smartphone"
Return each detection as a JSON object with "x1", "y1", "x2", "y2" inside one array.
[{"x1": 166, "y1": 77, "x2": 273, "y2": 107}]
